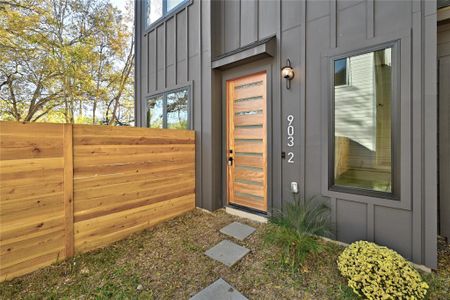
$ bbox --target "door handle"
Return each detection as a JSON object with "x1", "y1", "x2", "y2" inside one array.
[{"x1": 228, "y1": 157, "x2": 233, "y2": 166}]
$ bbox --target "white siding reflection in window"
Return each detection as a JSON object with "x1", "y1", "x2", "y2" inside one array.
[{"x1": 335, "y1": 52, "x2": 376, "y2": 152}]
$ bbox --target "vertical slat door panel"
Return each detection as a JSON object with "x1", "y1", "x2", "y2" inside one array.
[{"x1": 226, "y1": 72, "x2": 267, "y2": 212}]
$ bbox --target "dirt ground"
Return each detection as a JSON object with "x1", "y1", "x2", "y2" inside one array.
[{"x1": 1, "y1": 209, "x2": 449, "y2": 299}]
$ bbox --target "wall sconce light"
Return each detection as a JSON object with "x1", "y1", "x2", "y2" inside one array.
[{"x1": 281, "y1": 59, "x2": 295, "y2": 89}]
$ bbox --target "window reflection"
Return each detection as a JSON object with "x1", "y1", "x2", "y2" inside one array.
[
  {"x1": 333, "y1": 47, "x2": 393, "y2": 193},
  {"x1": 147, "y1": 87, "x2": 190, "y2": 130},
  {"x1": 147, "y1": 96, "x2": 164, "y2": 128},
  {"x1": 146, "y1": 0, "x2": 163, "y2": 27},
  {"x1": 145, "y1": 0, "x2": 188, "y2": 28},
  {"x1": 167, "y1": 89, "x2": 188, "y2": 129},
  {"x1": 334, "y1": 58, "x2": 348, "y2": 86},
  {"x1": 167, "y1": 0, "x2": 185, "y2": 11}
]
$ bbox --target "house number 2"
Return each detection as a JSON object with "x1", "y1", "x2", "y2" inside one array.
[{"x1": 287, "y1": 115, "x2": 294, "y2": 163}]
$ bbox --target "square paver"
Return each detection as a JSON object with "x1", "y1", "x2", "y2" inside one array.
[
  {"x1": 190, "y1": 278, "x2": 248, "y2": 300},
  {"x1": 220, "y1": 222, "x2": 256, "y2": 241},
  {"x1": 205, "y1": 240, "x2": 250, "y2": 267}
]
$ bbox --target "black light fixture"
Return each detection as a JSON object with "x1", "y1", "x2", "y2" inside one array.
[{"x1": 281, "y1": 59, "x2": 295, "y2": 89}]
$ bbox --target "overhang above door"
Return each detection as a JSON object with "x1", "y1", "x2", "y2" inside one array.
[{"x1": 212, "y1": 36, "x2": 276, "y2": 70}]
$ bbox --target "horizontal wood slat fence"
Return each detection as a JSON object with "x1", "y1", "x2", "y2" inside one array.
[{"x1": 0, "y1": 122, "x2": 196, "y2": 282}]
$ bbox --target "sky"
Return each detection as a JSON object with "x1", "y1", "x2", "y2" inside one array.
[
  {"x1": 109, "y1": 0, "x2": 134, "y2": 30},
  {"x1": 110, "y1": 0, "x2": 127, "y2": 12}
]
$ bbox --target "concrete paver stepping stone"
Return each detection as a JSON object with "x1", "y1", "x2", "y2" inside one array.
[
  {"x1": 190, "y1": 278, "x2": 248, "y2": 300},
  {"x1": 220, "y1": 222, "x2": 256, "y2": 241},
  {"x1": 205, "y1": 240, "x2": 250, "y2": 267}
]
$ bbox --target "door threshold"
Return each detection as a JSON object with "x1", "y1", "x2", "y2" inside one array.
[{"x1": 225, "y1": 205, "x2": 268, "y2": 223}]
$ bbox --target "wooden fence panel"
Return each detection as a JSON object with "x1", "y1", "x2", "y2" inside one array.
[
  {"x1": 72, "y1": 125, "x2": 195, "y2": 253},
  {"x1": 0, "y1": 122, "x2": 196, "y2": 281},
  {"x1": 0, "y1": 122, "x2": 66, "y2": 282}
]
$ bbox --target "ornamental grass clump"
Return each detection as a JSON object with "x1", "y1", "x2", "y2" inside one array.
[
  {"x1": 265, "y1": 195, "x2": 332, "y2": 271},
  {"x1": 337, "y1": 241, "x2": 429, "y2": 299}
]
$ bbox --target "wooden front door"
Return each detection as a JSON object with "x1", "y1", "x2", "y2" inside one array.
[{"x1": 226, "y1": 72, "x2": 267, "y2": 212}]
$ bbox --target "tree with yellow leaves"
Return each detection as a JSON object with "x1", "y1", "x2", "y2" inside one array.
[{"x1": 0, "y1": 0, "x2": 134, "y2": 125}]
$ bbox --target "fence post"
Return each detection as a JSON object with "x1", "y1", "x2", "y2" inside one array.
[{"x1": 63, "y1": 124, "x2": 74, "y2": 258}]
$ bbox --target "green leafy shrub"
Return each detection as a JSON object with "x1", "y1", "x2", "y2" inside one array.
[
  {"x1": 265, "y1": 195, "x2": 332, "y2": 270},
  {"x1": 338, "y1": 241, "x2": 429, "y2": 299}
]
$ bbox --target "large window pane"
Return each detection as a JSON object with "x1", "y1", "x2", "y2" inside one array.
[
  {"x1": 147, "y1": 87, "x2": 190, "y2": 130},
  {"x1": 147, "y1": 96, "x2": 164, "y2": 128},
  {"x1": 333, "y1": 47, "x2": 393, "y2": 193},
  {"x1": 167, "y1": 89, "x2": 188, "y2": 129},
  {"x1": 167, "y1": 0, "x2": 185, "y2": 12},
  {"x1": 146, "y1": 0, "x2": 163, "y2": 27}
]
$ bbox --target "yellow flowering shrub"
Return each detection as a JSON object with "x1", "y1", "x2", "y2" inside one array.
[{"x1": 337, "y1": 241, "x2": 429, "y2": 299}]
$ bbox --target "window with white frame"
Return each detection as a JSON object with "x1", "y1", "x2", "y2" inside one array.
[
  {"x1": 334, "y1": 58, "x2": 349, "y2": 86},
  {"x1": 147, "y1": 87, "x2": 190, "y2": 129},
  {"x1": 145, "y1": 0, "x2": 188, "y2": 28}
]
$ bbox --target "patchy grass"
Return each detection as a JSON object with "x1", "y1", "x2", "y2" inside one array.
[
  {"x1": 0, "y1": 209, "x2": 448, "y2": 299},
  {"x1": 263, "y1": 224, "x2": 323, "y2": 271},
  {"x1": 423, "y1": 237, "x2": 450, "y2": 300}
]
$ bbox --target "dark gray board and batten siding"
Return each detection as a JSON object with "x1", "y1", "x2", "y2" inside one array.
[
  {"x1": 136, "y1": 0, "x2": 222, "y2": 211},
  {"x1": 135, "y1": 0, "x2": 438, "y2": 269},
  {"x1": 438, "y1": 21, "x2": 450, "y2": 240}
]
